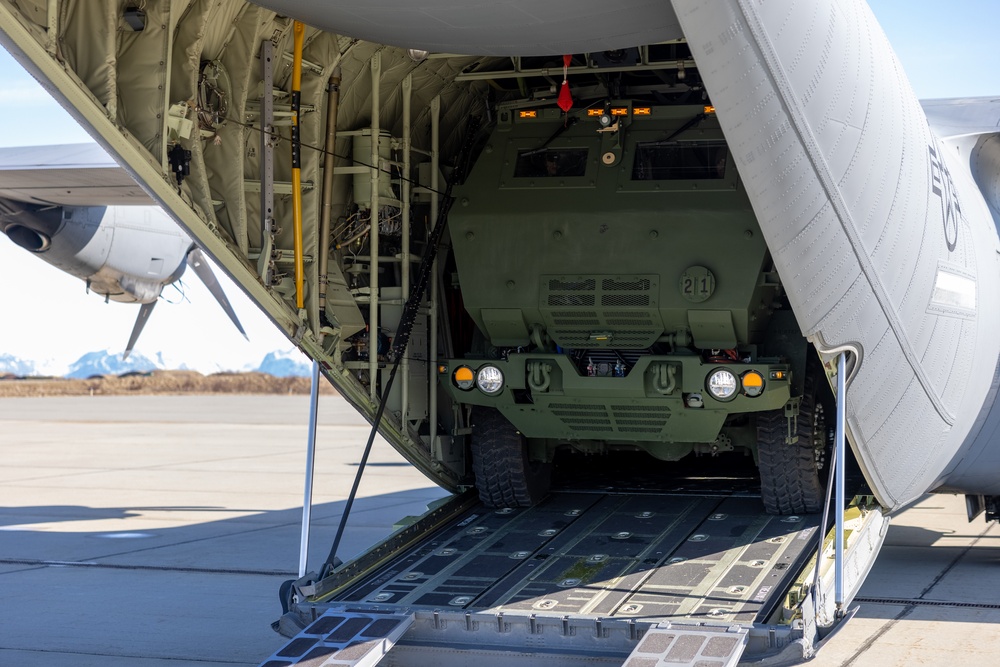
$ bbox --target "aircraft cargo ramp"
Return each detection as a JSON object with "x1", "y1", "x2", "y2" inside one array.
[{"x1": 264, "y1": 489, "x2": 888, "y2": 666}]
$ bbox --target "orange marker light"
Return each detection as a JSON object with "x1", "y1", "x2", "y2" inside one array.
[
  {"x1": 453, "y1": 366, "x2": 475, "y2": 390},
  {"x1": 518, "y1": 110, "x2": 537, "y2": 119},
  {"x1": 633, "y1": 107, "x2": 652, "y2": 116},
  {"x1": 611, "y1": 107, "x2": 628, "y2": 116},
  {"x1": 587, "y1": 109, "x2": 603, "y2": 116},
  {"x1": 741, "y1": 371, "x2": 765, "y2": 397},
  {"x1": 704, "y1": 105, "x2": 716, "y2": 114}
]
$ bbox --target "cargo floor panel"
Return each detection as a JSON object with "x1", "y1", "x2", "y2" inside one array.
[{"x1": 335, "y1": 492, "x2": 819, "y2": 624}]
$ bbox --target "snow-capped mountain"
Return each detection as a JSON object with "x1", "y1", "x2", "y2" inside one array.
[
  {"x1": 255, "y1": 349, "x2": 311, "y2": 377},
  {"x1": 64, "y1": 349, "x2": 161, "y2": 379},
  {"x1": 2, "y1": 347, "x2": 311, "y2": 378},
  {"x1": 153, "y1": 351, "x2": 194, "y2": 372},
  {"x1": 0, "y1": 353, "x2": 36, "y2": 376}
]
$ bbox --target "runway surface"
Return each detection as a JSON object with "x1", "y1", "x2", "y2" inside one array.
[{"x1": 0, "y1": 395, "x2": 997, "y2": 666}]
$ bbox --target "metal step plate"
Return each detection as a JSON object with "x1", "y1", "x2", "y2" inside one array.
[
  {"x1": 623, "y1": 621, "x2": 748, "y2": 667},
  {"x1": 260, "y1": 610, "x2": 414, "y2": 667}
]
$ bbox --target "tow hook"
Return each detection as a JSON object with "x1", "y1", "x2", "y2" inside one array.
[{"x1": 784, "y1": 397, "x2": 801, "y2": 445}]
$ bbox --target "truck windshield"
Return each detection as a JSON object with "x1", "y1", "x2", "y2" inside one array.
[
  {"x1": 632, "y1": 141, "x2": 727, "y2": 180},
  {"x1": 514, "y1": 148, "x2": 589, "y2": 178}
]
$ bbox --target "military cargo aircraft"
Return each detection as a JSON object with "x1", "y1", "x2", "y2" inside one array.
[
  {"x1": 1, "y1": 0, "x2": 999, "y2": 525},
  {"x1": 0, "y1": 143, "x2": 247, "y2": 357}
]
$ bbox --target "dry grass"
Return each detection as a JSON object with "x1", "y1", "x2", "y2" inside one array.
[{"x1": 0, "y1": 370, "x2": 339, "y2": 397}]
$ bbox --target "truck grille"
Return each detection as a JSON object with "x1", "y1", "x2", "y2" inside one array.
[
  {"x1": 541, "y1": 275, "x2": 662, "y2": 348},
  {"x1": 548, "y1": 402, "x2": 670, "y2": 436}
]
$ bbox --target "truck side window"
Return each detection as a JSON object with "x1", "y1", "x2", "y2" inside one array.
[
  {"x1": 514, "y1": 148, "x2": 589, "y2": 178},
  {"x1": 632, "y1": 141, "x2": 728, "y2": 180}
]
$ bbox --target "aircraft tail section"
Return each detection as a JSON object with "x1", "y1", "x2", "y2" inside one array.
[
  {"x1": 971, "y1": 134, "x2": 1000, "y2": 224},
  {"x1": 672, "y1": 0, "x2": 1000, "y2": 511},
  {"x1": 920, "y1": 97, "x2": 1000, "y2": 227}
]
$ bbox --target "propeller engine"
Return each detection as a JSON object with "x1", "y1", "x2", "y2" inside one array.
[{"x1": 0, "y1": 200, "x2": 247, "y2": 358}]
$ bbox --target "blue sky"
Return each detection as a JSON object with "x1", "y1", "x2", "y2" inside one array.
[
  {"x1": 0, "y1": 1, "x2": 998, "y2": 370},
  {"x1": 871, "y1": 0, "x2": 1000, "y2": 98}
]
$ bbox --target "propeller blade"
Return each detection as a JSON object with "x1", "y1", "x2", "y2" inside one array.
[
  {"x1": 124, "y1": 301, "x2": 156, "y2": 360},
  {"x1": 186, "y1": 247, "x2": 248, "y2": 340}
]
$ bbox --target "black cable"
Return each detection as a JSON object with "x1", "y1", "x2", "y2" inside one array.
[
  {"x1": 320, "y1": 116, "x2": 481, "y2": 575},
  {"x1": 637, "y1": 111, "x2": 707, "y2": 147},
  {"x1": 222, "y1": 113, "x2": 451, "y2": 198},
  {"x1": 521, "y1": 116, "x2": 578, "y2": 156},
  {"x1": 321, "y1": 192, "x2": 456, "y2": 574}
]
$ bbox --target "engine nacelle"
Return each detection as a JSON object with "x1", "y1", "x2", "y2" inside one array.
[{"x1": 1, "y1": 202, "x2": 190, "y2": 304}]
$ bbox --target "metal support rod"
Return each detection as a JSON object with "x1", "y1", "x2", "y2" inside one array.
[
  {"x1": 44, "y1": 0, "x2": 58, "y2": 56},
  {"x1": 428, "y1": 96, "x2": 440, "y2": 459},
  {"x1": 401, "y1": 74, "x2": 412, "y2": 426},
  {"x1": 318, "y1": 67, "x2": 341, "y2": 332},
  {"x1": 159, "y1": 2, "x2": 174, "y2": 171},
  {"x1": 290, "y1": 20, "x2": 305, "y2": 310},
  {"x1": 368, "y1": 52, "x2": 381, "y2": 401},
  {"x1": 299, "y1": 360, "x2": 321, "y2": 578},
  {"x1": 453, "y1": 59, "x2": 695, "y2": 82},
  {"x1": 834, "y1": 352, "x2": 847, "y2": 616},
  {"x1": 812, "y1": 431, "x2": 837, "y2": 623},
  {"x1": 259, "y1": 39, "x2": 275, "y2": 275}
]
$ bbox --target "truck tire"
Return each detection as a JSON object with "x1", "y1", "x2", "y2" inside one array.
[
  {"x1": 470, "y1": 407, "x2": 551, "y2": 507},
  {"x1": 757, "y1": 366, "x2": 832, "y2": 515}
]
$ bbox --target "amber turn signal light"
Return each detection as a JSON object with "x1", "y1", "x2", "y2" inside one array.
[{"x1": 741, "y1": 370, "x2": 765, "y2": 397}]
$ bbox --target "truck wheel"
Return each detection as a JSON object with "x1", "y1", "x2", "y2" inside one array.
[
  {"x1": 757, "y1": 367, "x2": 832, "y2": 515},
  {"x1": 470, "y1": 407, "x2": 551, "y2": 507}
]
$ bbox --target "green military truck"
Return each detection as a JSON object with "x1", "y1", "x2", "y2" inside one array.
[{"x1": 438, "y1": 100, "x2": 831, "y2": 513}]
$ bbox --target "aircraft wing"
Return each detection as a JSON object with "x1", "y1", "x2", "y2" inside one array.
[{"x1": 0, "y1": 143, "x2": 153, "y2": 206}]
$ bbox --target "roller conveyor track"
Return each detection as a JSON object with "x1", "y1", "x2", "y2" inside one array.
[
  {"x1": 335, "y1": 491, "x2": 819, "y2": 625},
  {"x1": 265, "y1": 490, "x2": 830, "y2": 666}
]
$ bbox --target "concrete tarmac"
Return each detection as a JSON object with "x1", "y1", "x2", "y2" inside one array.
[
  {"x1": 810, "y1": 494, "x2": 1000, "y2": 667},
  {"x1": 1, "y1": 395, "x2": 997, "y2": 666},
  {"x1": 0, "y1": 394, "x2": 449, "y2": 666}
]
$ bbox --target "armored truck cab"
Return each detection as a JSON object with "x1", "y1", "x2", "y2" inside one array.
[{"x1": 441, "y1": 102, "x2": 828, "y2": 513}]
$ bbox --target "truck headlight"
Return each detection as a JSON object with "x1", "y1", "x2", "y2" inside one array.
[
  {"x1": 476, "y1": 365, "x2": 505, "y2": 395},
  {"x1": 706, "y1": 368, "x2": 738, "y2": 401}
]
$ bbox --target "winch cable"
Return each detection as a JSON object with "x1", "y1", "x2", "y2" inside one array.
[{"x1": 321, "y1": 117, "x2": 483, "y2": 576}]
